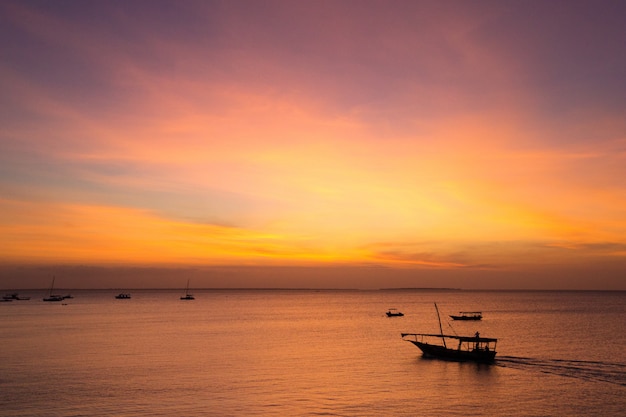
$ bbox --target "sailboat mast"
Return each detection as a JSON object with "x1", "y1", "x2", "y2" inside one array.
[{"x1": 434, "y1": 303, "x2": 447, "y2": 348}]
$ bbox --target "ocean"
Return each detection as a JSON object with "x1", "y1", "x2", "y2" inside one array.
[{"x1": 1, "y1": 289, "x2": 625, "y2": 416}]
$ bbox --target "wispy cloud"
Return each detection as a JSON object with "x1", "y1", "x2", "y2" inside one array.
[{"x1": 1, "y1": 1, "x2": 626, "y2": 288}]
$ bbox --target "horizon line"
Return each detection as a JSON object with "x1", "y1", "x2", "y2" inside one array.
[{"x1": 4, "y1": 287, "x2": 625, "y2": 292}]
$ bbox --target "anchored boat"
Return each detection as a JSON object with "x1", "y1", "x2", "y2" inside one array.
[
  {"x1": 449, "y1": 311, "x2": 482, "y2": 321},
  {"x1": 43, "y1": 277, "x2": 64, "y2": 302},
  {"x1": 3, "y1": 293, "x2": 30, "y2": 301},
  {"x1": 386, "y1": 308, "x2": 404, "y2": 317},
  {"x1": 180, "y1": 279, "x2": 195, "y2": 300}
]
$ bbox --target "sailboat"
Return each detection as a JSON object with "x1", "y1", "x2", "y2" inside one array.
[
  {"x1": 401, "y1": 303, "x2": 497, "y2": 363},
  {"x1": 180, "y1": 279, "x2": 195, "y2": 300},
  {"x1": 43, "y1": 277, "x2": 64, "y2": 302}
]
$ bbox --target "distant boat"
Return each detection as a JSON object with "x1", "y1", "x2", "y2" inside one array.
[
  {"x1": 3, "y1": 293, "x2": 31, "y2": 301},
  {"x1": 43, "y1": 277, "x2": 64, "y2": 302},
  {"x1": 180, "y1": 279, "x2": 195, "y2": 300},
  {"x1": 401, "y1": 303, "x2": 497, "y2": 363},
  {"x1": 449, "y1": 311, "x2": 482, "y2": 321},
  {"x1": 386, "y1": 308, "x2": 404, "y2": 317},
  {"x1": 115, "y1": 293, "x2": 131, "y2": 299}
]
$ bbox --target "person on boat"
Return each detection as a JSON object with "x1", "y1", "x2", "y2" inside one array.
[{"x1": 473, "y1": 332, "x2": 481, "y2": 351}]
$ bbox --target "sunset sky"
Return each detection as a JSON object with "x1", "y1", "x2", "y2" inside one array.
[{"x1": 1, "y1": 0, "x2": 626, "y2": 289}]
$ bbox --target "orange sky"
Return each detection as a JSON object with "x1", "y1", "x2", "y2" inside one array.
[{"x1": 1, "y1": 1, "x2": 626, "y2": 289}]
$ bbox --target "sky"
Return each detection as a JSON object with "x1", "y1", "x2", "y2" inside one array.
[{"x1": 1, "y1": 0, "x2": 626, "y2": 290}]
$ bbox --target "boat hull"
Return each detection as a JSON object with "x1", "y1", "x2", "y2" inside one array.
[{"x1": 408, "y1": 340, "x2": 496, "y2": 363}]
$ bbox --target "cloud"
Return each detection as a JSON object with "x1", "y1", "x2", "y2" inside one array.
[{"x1": 2, "y1": 1, "x2": 626, "y2": 288}]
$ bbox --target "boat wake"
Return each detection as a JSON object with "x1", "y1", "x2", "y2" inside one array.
[{"x1": 496, "y1": 356, "x2": 626, "y2": 386}]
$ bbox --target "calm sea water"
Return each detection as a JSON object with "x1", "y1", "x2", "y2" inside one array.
[{"x1": 1, "y1": 289, "x2": 625, "y2": 416}]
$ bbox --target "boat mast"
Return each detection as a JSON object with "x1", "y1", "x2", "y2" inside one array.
[{"x1": 434, "y1": 303, "x2": 447, "y2": 348}]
